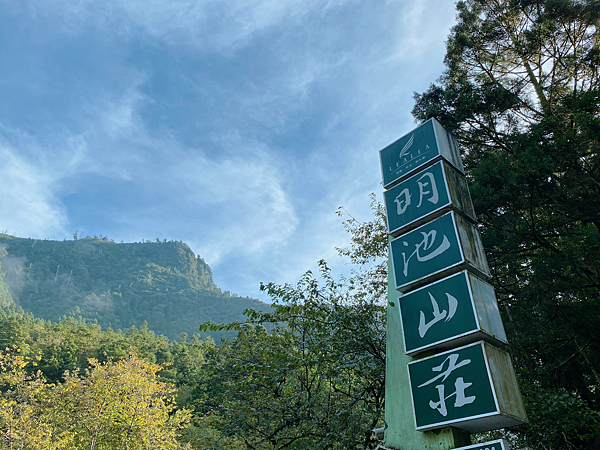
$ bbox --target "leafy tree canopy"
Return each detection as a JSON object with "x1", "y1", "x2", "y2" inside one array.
[
  {"x1": 413, "y1": 1, "x2": 600, "y2": 448},
  {"x1": 195, "y1": 199, "x2": 388, "y2": 450},
  {"x1": 0, "y1": 350, "x2": 191, "y2": 449}
]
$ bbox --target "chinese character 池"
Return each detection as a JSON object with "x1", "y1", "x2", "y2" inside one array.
[{"x1": 401, "y1": 229, "x2": 451, "y2": 277}]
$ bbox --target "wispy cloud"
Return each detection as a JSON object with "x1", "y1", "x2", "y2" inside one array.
[
  {"x1": 0, "y1": 139, "x2": 68, "y2": 238},
  {"x1": 23, "y1": 0, "x2": 354, "y2": 53},
  {"x1": 175, "y1": 140, "x2": 298, "y2": 264},
  {"x1": 0, "y1": 0, "x2": 458, "y2": 299},
  {"x1": 384, "y1": 0, "x2": 457, "y2": 64}
]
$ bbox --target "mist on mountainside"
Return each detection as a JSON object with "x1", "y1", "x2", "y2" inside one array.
[{"x1": 0, "y1": 235, "x2": 267, "y2": 340}]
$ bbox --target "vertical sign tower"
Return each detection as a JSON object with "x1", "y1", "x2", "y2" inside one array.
[{"x1": 379, "y1": 119, "x2": 527, "y2": 450}]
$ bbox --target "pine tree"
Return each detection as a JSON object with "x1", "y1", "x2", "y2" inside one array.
[{"x1": 413, "y1": 1, "x2": 600, "y2": 448}]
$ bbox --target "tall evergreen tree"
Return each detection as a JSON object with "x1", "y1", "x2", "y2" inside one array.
[{"x1": 413, "y1": 1, "x2": 600, "y2": 448}]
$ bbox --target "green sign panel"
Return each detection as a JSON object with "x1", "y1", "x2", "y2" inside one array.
[
  {"x1": 380, "y1": 118, "x2": 463, "y2": 189},
  {"x1": 380, "y1": 120, "x2": 439, "y2": 188},
  {"x1": 408, "y1": 342, "x2": 497, "y2": 431},
  {"x1": 399, "y1": 272, "x2": 477, "y2": 355},
  {"x1": 399, "y1": 271, "x2": 507, "y2": 355},
  {"x1": 454, "y1": 440, "x2": 510, "y2": 450},
  {"x1": 390, "y1": 212, "x2": 463, "y2": 291},
  {"x1": 384, "y1": 161, "x2": 450, "y2": 236}
]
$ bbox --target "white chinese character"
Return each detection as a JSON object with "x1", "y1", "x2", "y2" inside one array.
[
  {"x1": 416, "y1": 172, "x2": 439, "y2": 208},
  {"x1": 418, "y1": 353, "x2": 471, "y2": 388},
  {"x1": 418, "y1": 292, "x2": 459, "y2": 338},
  {"x1": 418, "y1": 354, "x2": 476, "y2": 417},
  {"x1": 428, "y1": 377, "x2": 476, "y2": 417},
  {"x1": 395, "y1": 188, "x2": 412, "y2": 215},
  {"x1": 401, "y1": 230, "x2": 451, "y2": 277}
]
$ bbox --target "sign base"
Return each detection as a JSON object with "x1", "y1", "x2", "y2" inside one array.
[{"x1": 385, "y1": 258, "x2": 471, "y2": 450}]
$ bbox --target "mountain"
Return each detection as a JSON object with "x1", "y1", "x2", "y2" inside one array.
[
  {"x1": 0, "y1": 248, "x2": 13, "y2": 309},
  {"x1": 0, "y1": 234, "x2": 268, "y2": 340}
]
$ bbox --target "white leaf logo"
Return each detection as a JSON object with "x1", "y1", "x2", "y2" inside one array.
[{"x1": 399, "y1": 134, "x2": 414, "y2": 159}]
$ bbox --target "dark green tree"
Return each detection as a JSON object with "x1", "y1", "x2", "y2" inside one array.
[
  {"x1": 413, "y1": 1, "x2": 600, "y2": 448},
  {"x1": 196, "y1": 199, "x2": 388, "y2": 450},
  {"x1": 198, "y1": 262, "x2": 386, "y2": 450}
]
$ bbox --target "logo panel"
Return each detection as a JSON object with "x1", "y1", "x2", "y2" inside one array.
[{"x1": 380, "y1": 120, "x2": 439, "y2": 188}]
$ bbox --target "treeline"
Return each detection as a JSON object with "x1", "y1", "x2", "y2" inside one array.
[
  {"x1": 0, "y1": 309, "x2": 206, "y2": 384},
  {"x1": 0, "y1": 206, "x2": 387, "y2": 450},
  {"x1": 0, "y1": 306, "x2": 221, "y2": 449},
  {"x1": 0, "y1": 261, "x2": 388, "y2": 450},
  {"x1": 0, "y1": 204, "x2": 389, "y2": 449},
  {"x1": 0, "y1": 235, "x2": 266, "y2": 340},
  {"x1": 0, "y1": 222, "x2": 387, "y2": 449}
]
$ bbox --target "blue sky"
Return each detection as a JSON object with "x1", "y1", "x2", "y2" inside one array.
[{"x1": 0, "y1": 0, "x2": 457, "y2": 300}]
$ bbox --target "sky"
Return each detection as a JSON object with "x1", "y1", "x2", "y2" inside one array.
[{"x1": 0, "y1": 0, "x2": 457, "y2": 300}]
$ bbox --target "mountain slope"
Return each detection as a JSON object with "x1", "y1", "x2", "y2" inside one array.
[
  {"x1": 0, "y1": 247, "x2": 14, "y2": 309},
  {"x1": 0, "y1": 235, "x2": 267, "y2": 340}
]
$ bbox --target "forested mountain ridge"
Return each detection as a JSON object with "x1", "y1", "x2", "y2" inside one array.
[{"x1": 0, "y1": 234, "x2": 267, "y2": 340}]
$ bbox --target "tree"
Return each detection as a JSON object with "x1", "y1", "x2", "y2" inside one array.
[
  {"x1": 197, "y1": 200, "x2": 388, "y2": 450},
  {"x1": 0, "y1": 349, "x2": 69, "y2": 449},
  {"x1": 413, "y1": 1, "x2": 600, "y2": 448},
  {"x1": 51, "y1": 355, "x2": 190, "y2": 450},
  {"x1": 0, "y1": 350, "x2": 191, "y2": 449},
  {"x1": 0, "y1": 247, "x2": 15, "y2": 309}
]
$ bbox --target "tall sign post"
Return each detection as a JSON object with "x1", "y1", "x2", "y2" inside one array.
[{"x1": 379, "y1": 119, "x2": 527, "y2": 450}]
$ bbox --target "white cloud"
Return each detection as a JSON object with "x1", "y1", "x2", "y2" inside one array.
[
  {"x1": 0, "y1": 142, "x2": 69, "y2": 238},
  {"x1": 384, "y1": 0, "x2": 456, "y2": 64},
  {"x1": 96, "y1": 85, "x2": 148, "y2": 141},
  {"x1": 1, "y1": 0, "x2": 459, "y2": 300},
  {"x1": 0, "y1": 87, "x2": 146, "y2": 239},
  {"x1": 177, "y1": 141, "x2": 298, "y2": 264}
]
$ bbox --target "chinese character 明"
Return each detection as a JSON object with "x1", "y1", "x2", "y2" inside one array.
[
  {"x1": 393, "y1": 170, "x2": 439, "y2": 216},
  {"x1": 416, "y1": 172, "x2": 439, "y2": 208}
]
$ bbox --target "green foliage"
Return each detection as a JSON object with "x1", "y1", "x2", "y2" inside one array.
[
  {"x1": 0, "y1": 308, "x2": 212, "y2": 388},
  {"x1": 178, "y1": 422, "x2": 245, "y2": 450},
  {"x1": 195, "y1": 199, "x2": 388, "y2": 449},
  {"x1": 519, "y1": 386, "x2": 600, "y2": 448},
  {"x1": 337, "y1": 193, "x2": 388, "y2": 265},
  {"x1": 0, "y1": 235, "x2": 267, "y2": 340},
  {"x1": 52, "y1": 356, "x2": 191, "y2": 449},
  {"x1": 0, "y1": 312, "x2": 214, "y2": 447},
  {"x1": 413, "y1": 1, "x2": 600, "y2": 448}
]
